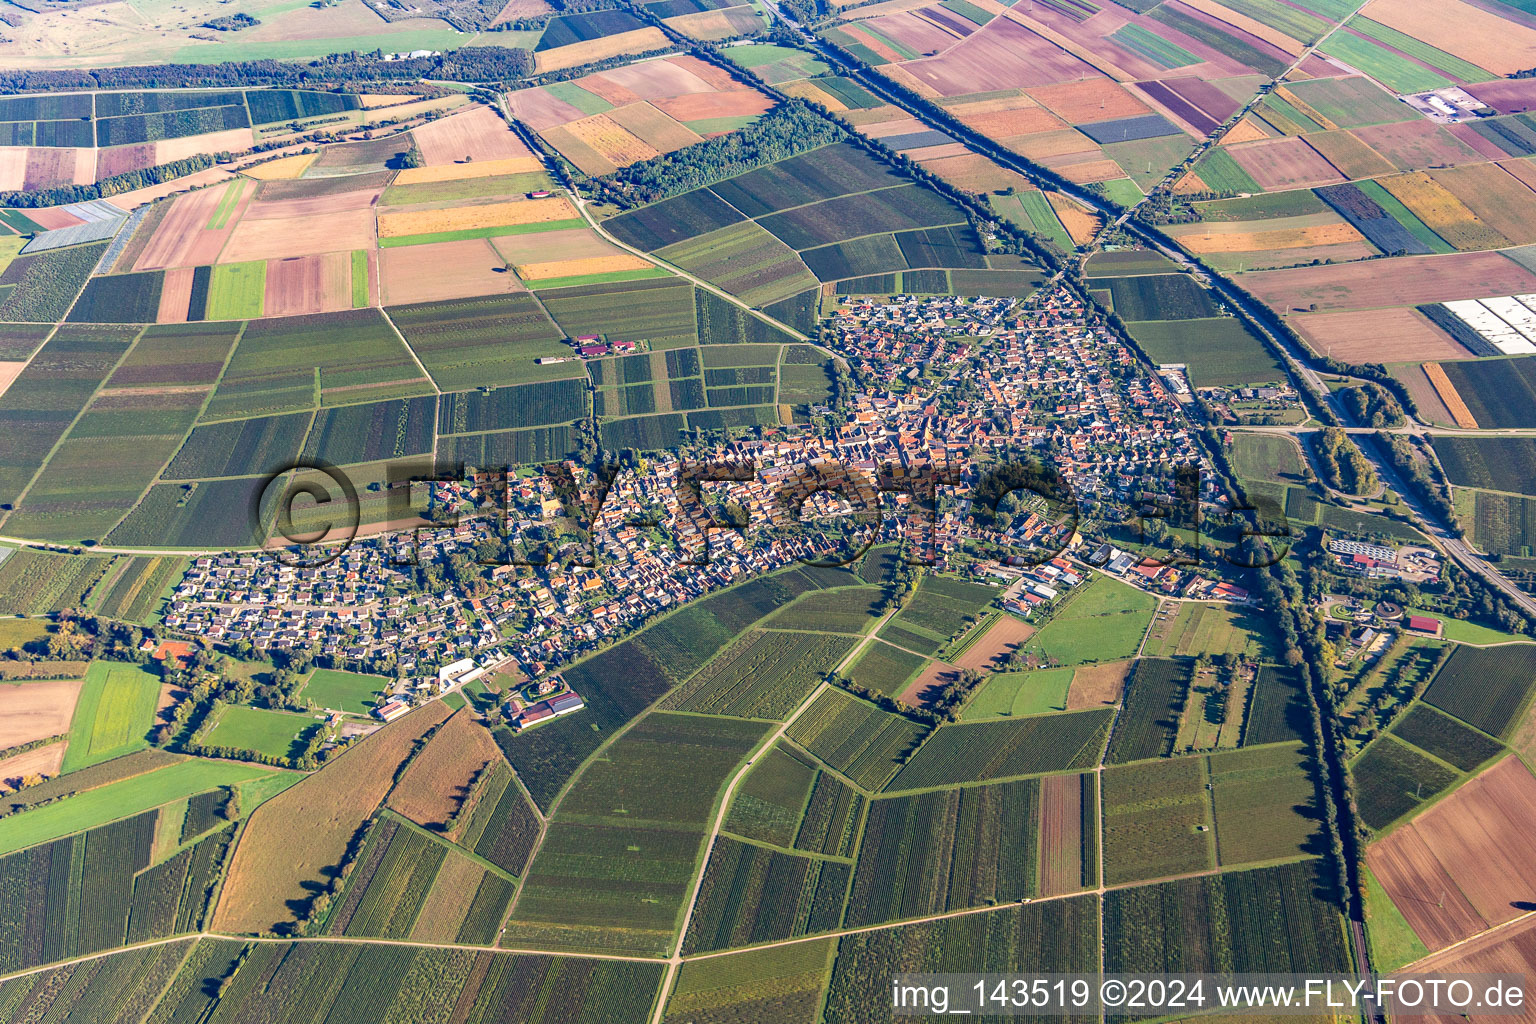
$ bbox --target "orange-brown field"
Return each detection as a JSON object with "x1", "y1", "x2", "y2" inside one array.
[
  {"x1": 243, "y1": 153, "x2": 319, "y2": 180},
  {"x1": 411, "y1": 105, "x2": 534, "y2": 165},
  {"x1": 1027, "y1": 79, "x2": 1150, "y2": 124},
  {"x1": 241, "y1": 188, "x2": 380, "y2": 222},
  {"x1": 1367, "y1": 757, "x2": 1536, "y2": 952},
  {"x1": 0, "y1": 678, "x2": 82, "y2": 747},
  {"x1": 1240, "y1": 252, "x2": 1536, "y2": 312},
  {"x1": 1066, "y1": 660, "x2": 1130, "y2": 710},
  {"x1": 408, "y1": 854, "x2": 483, "y2": 941},
  {"x1": 1038, "y1": 772, "x2": 1084, "y2": 895},
  {"x1": 0, "y1": 741, "x2": 66, "y2": 789},
  {"x1": 1221, "y1": 115, "x2": 1275, "y2": 146},
  {"x1": 1423, "y1": 362, "x2": 1478, "y2": 428},
  {"x1": 381, "y1": 238, "x2": 525, "y2": 304},
  {"x1": 1291, "y1": 308, "x2": 1472, "y2": 363},
  {"x1": 221, "y1": 208, "x2": 376, "y2": 263},
  {"x1": 263, "y1": 252, "x2": 354, "y2": 318},
  {"x1": 918, "y1": 152, "x2": 1033, "y2": 194},
  {"x1": 1381, "y1": 172, "x2": 1512, "y2": 251},
  {"x1": 156, "y1": 266, "x2": 195, "y2": 324},
  {"x1": 213, "y1": 701, "x2": 452, "y2": 934},
  {"x1": 959, "y1": 106, "x2": 1069, "y2": 139},
  {"x1": 563, "y1": 113, "x2": 661, "y2": 167},
  {"x1": 1303, "y1": 130, "x2": 1394, "y2": 180},
  {"x1": 516, "y1": 253, "x2": 653, "y2": 280},
  {"x1": 898, "y1": 660, "x2": 959, "y2": 707},
  {"x1": 491, "y1": 226, "x2": 621, "y2": 264},
  {"x1": 378, "y1": 196, "x2": 575, "y2": 238},
  {"x1": 1048, "y1": 192, "x2": 1100, "y2": 244},
  {"x1": 954, "y1": 615, "x2": 1036, "y2": 672},
  {"x1": 133, "y1": 181, "x2": 255, "y2": 270},
  {"x1": 1393, "y1": 364, "x2": 1457, "y2": 427},
  {"x1": 605, "y1": 102, "x2": 703, "y2": 153},
  {"x1": 533, "y1": 27, "x2": 669, "y2": 73},
  {"x1": 393, "y1": 155, "x2": 543, "y2": 185},
  {"x1": 155, "y1": 128, "x2": 255, "y2": 167},
  {"x1": 1177, "y1": 222, "x2": 1366, "y2": 253},
  {"x1": 386, "y1": 708, "x2": 501, "y2": 830}
]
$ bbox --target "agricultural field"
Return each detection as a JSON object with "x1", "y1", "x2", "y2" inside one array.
[
  {"x1": 1350, "y1": 734, "x2": 1460, "y2": 831},
  {"x1": 62, "y1": 661, "x2": 162, "y2": 772},
  {"x1": 1102, "y1": 755, "x2": 1213, "y2": 885},
  {"x1": 1020, "y1": 577, "x2": 1156, "y2": 668},
  {"x1": 787, "y1": 687, "x2": 928, "y2": 790},
  {"x1": 1104, "y1": 657, "x2": 1190, "y2": 764},
  {"x1": 661, "y1": 629, "x2": 855, "y2": 718},
  {"x1": 1207, "y1": 742, "x2": 1320, "y2": 866},
  {"x1": 1140, "y1": 602, "x2": 1277, "y2": 659},
  {"x1": 1366, "y1": 756, "x2": 1536, "y2": 952},
  {"x1": 885, "y1": 708, "x2": 1112, "y2": 790},
  {"x1": 724, "y1": 743, "x2": 864, "y2": 857},
  {"x1": 665, "y1": 939, "x2": 836, "y2": 1023},
  {"x1": 846, "y1": 778, "x2": 1038, "y2": 927},
  {"x1": 877, "y1": 574, "x2": 997, "y2": 655},
  {"x1": 1104, "y1": 860, "x2": 1350, "y2": 972},
  {"x1": 684, "y1": 836, "x2": 851, "y2": 950},
  {"x1": 505, "y1": 712, "x2": 769, "y2": 955},
  {"x1": 1422, "y1": 643, "x2": 1536, "y2": 739},
  {"x1": 1432, "y1": 436, "x2": 1536, "y2": 495}
]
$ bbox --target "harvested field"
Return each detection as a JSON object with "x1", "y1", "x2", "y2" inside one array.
[
  {"x1": 381, "y1": 238, "x2": 524, "y2": 304},
  {"x1": 133, "y1": 182, "x2": 254, "y2": 271},
  {"x1": 156, "y1": 267, "x2": 195, "y2": 324},
  {"x1": 378, "y1": 196, "x2": 576, "y2": 238},
  {"x1": 1176, "y1": 222, "x2": 1365, "y2": 253},
  {"x1": 392, "y1": 156, "x2": 543, "y2": 185},
  {"x1": 1354, "y1": 120, "x2": 1482, "y2": 172},
  {"x1": 957, "y1": 106, "x2": 1068, "y2": 138},
  {"x1": 155, "y1": 127, "x2": 254, "y2": 166},
  {"x1": 387, "y1": 708, "x2": 502, "y2": 829},
  {"x1": 220, "y1": 208, "x2": 375, "y2": 263},
  {"x1": 1292, "y1": 307, "x2": 1470, "y2": 362},
  {"x1": 517, "y1": 253, "x2": 654, "y2": 280},
  {"x1": 1240, "y1": 251, "x2": 1536, "y2": 312},
  {"x1": 1066, "y1": 660, "x2": 1130, "y2": 709},
  {"x1": 263, "y1": 252, "x2": 354, "y2": 318},
  {"x1": 212, "y1": 701, "x2": 451, "y2": 934},
  {"x1": 1402, "y1": 915, "x2": 1536, "y2": 1016},
  {"x1": 534, "y1": 27, "x2": 671, "y2": 73},
  {"x1": 1027, "y1": 78, "x2": 1150, "y2": 123},
  {"x1": 0, "y1": 741, "x2": 65, "y2": 787},
  {"x1": 242, "y1": 188, "x2": 380, "y2": 221},
  {"x1": 412, "y1": 105, "x2": 533, "y2": 165},
  {"x1": 0, "y1": 361, "x2": 24, "y2": 398},
  {"x1": 1380, "y1": 171, "x2": 1511, "y2": 251},
  {"x1": 0, "y1": 678, "x2": 83, "y2": 748},
  {"x1": 1227, "y1": 136, "x2": 1345, "y2": 190},
  {"x1": 492, "y1": 226, "x2": 620, "y2": 264},
  {"x1": 554, "y1": 113, "x2": 660, "y2": 173},
  {"x1": 918, "y1": 151, "x2": 1032, "y2": 192},
  {"x1": 1367, "y1": 757, "x2": 1536, "y2": 952},
  {"x1": 1423, "y1": 362, "x2": 1478, "y2": 428},
  {"x1": 96, "y1": 143, "x2": 155, "y2": 180},
  {"x1": 667, "y1": 6, "x2": 764, "y2": 39},
  {"x1": 243, "y1": 153, "x2": 318, "y2": 180},
  {"x1": 1431, "y1": 163, "x2": 1536, "y2": 246},
  {"x1": 1300, "y1": 130, "x2": 1396, "y2": 179},
  {"x1": 1223, "y1": 116, "x2": 1274, "y2": 145},
  {"x1": 901, "y1": 16, "x2": 1104, "y2": 96},
  {"x1": 606, "y1": 102, "x2": 704, "y2": 153},
  {"x1": 1037, "y1": 772, "x2": 1085, "y2": 896},
  {"x1": 954, "y1": 615, "x2": 1036, "y2": 672}
]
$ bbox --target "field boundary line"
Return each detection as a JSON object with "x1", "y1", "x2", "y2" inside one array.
[{"x1": 378, "y1": 306, "x2": 440, "y2": 395}]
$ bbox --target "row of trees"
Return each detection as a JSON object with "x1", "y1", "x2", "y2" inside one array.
[{"x1": 1313, "y1": 427, "x2": 1379, "y2": 497}]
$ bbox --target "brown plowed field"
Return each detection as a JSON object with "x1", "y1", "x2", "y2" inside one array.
[
  {"x1": 506, "y1": 89, "x2": 586, "y2": 131},
  {"x1": 23, "y1": 148, "x2": 86, "y2": 190},
  {"x1": 1038, "y1": 772, "x2": 1084, "y2": 895},
  {"x1": 1353, "y1": 120, "x2": 1481, "y2": 173},
  {"x1": 412, "y1": 105, "x2": 534, "y2": 165},
  {"x1": 960, "y1": 106, "x2": 1069, "y2": 138},
  {"x1": 898, "y1": 660, "x2": 958, "y2": 707},
  {"x1": 1027, "y1": 79, "x2": 1150, "y2": 123},
  {"x1": 866, "y1": 10, "x2": 965, "y2": 53},
  {"x1": 1240, "y1": 252, "x2": 1536, "y2": 313},
  {"x1": 598, "y1": 54, "x2": 715, "y2": 99},
  {"x1": 24, "y1": 208, "x2": 85, "y2": 231},
  {"x1": 213, "y1": 700, "x2": 451, "y2": 934},
  {"x1": 1401, "y1": 916, "x2": 1536, "y2": 1023},
  {"x1": 387, "y1": 708, "x2": 502, "y2": 829},
  {"x1": 242, "y1": 188, "x2": 379, "y2": 221},
  {"x1": 381, "y1": 238, "x2": 525, "y2": 304},
  {"x1": 1054, "y1": 158, "x2": 1124, "y2": 183},
  {"x1": 0, "y1": 678, "x2": 83, "y2": 747},
  {"x1": 1431, "y1": 163, "x2": 1536, "y2": 246},
  {"x1": 954, "y1": 615, "x2": 1036, "y2": 672},
  {"x1": 665, "y1": 53, "x2": 742, "y2": 91},
  {"x1": 1392, "y1": 364, "x2": 1456, "y2": 427},
  {"x1": 860, "y1": 116, "x2": 929, "y2": 138},
  {"x1": 133, "y1": 182, "x2": 254, "y2": 271},
  {"x1": 1304, "y1": 130, "x2": 1395, "y2": 180},
  {"x1": 221, "y1": 208, "x2": 375, "y2": 263},
  {"x1": 491, "y1": 226, "x2": 617, "y2": 263},
  {"x1": 1367, "y1": 757, "x2": 1536, "y2": 952},
  {"x1": 1007, "y1": 127, "x2": 1103, "y2": 161},
  {"x1": 1291, "y1": 307, "x2": 1472, "y2": 363},
  {"x1": 0, "y1": 741, "x2": 66, "y2": 788},
  {"x1": 1227, "y1": 136, "x2": 1345, "y2": 191},
  {"x1": 1178, "y1": 223, "x2": 1364, "y2": 253},
  {"x1": 0, "y1": 362, "x2": 26, "y2": 399},
  {"x1": 156, "y1": 267, "x2": 195, "y2": 324},
  {"x1": 263, "y1": 252, "x2": 353, "y2": 318},
  {"x1": 1066, "y1": 660, "x2": 1130, "y2": 709}
]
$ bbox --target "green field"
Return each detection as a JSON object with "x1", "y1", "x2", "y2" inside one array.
[
  {"x1": 990, "y1": 191, "x2": 1072, "y2": 251},
  {"x1": 1141, "y1": 602, "x2": 1277, "y2": 659},
  {"x1": 1190, "y1": 148, "x2": 1261, "y2": 194},
  {"x1": 203, "y1": 705, "x2": 316, "y2": 758},
  {"x1": 1020, "y1": 577, "x2": 1156, "y2": 667},
  {"x1": 961, "y1": 667, "x2": 1074, "y2": 719},
  {"x1": 350, "y1": 249, "x2": 369, "y2": 308},
  {"x1": 1319, "y1": 30, "x2": 1454, "y2": 93},
  {"x1": 62, "y1": 661, "x2": 162, "y2": 772},
  {"x1": 527, "y1": 267, "x2": 673, "y2": 291},
  {"x1": 300, "y1": 668, "x2": 389, "y2": 714},
  {"x1": 1124, "y1": 317, "x2": 1285, "y2": 387},
  {"x1": 1404, "y1": 608, "x2": 1526, "y2": 645},
  {"x1": 204, "y1": 260, "x2": 266, "y2": 321},
  {"x1": 0, "y1": 758, "x2": 273, "y2": 855},
  {"x1": 1363, "y1": 863, "x2": 1428, "y2": 972}
]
